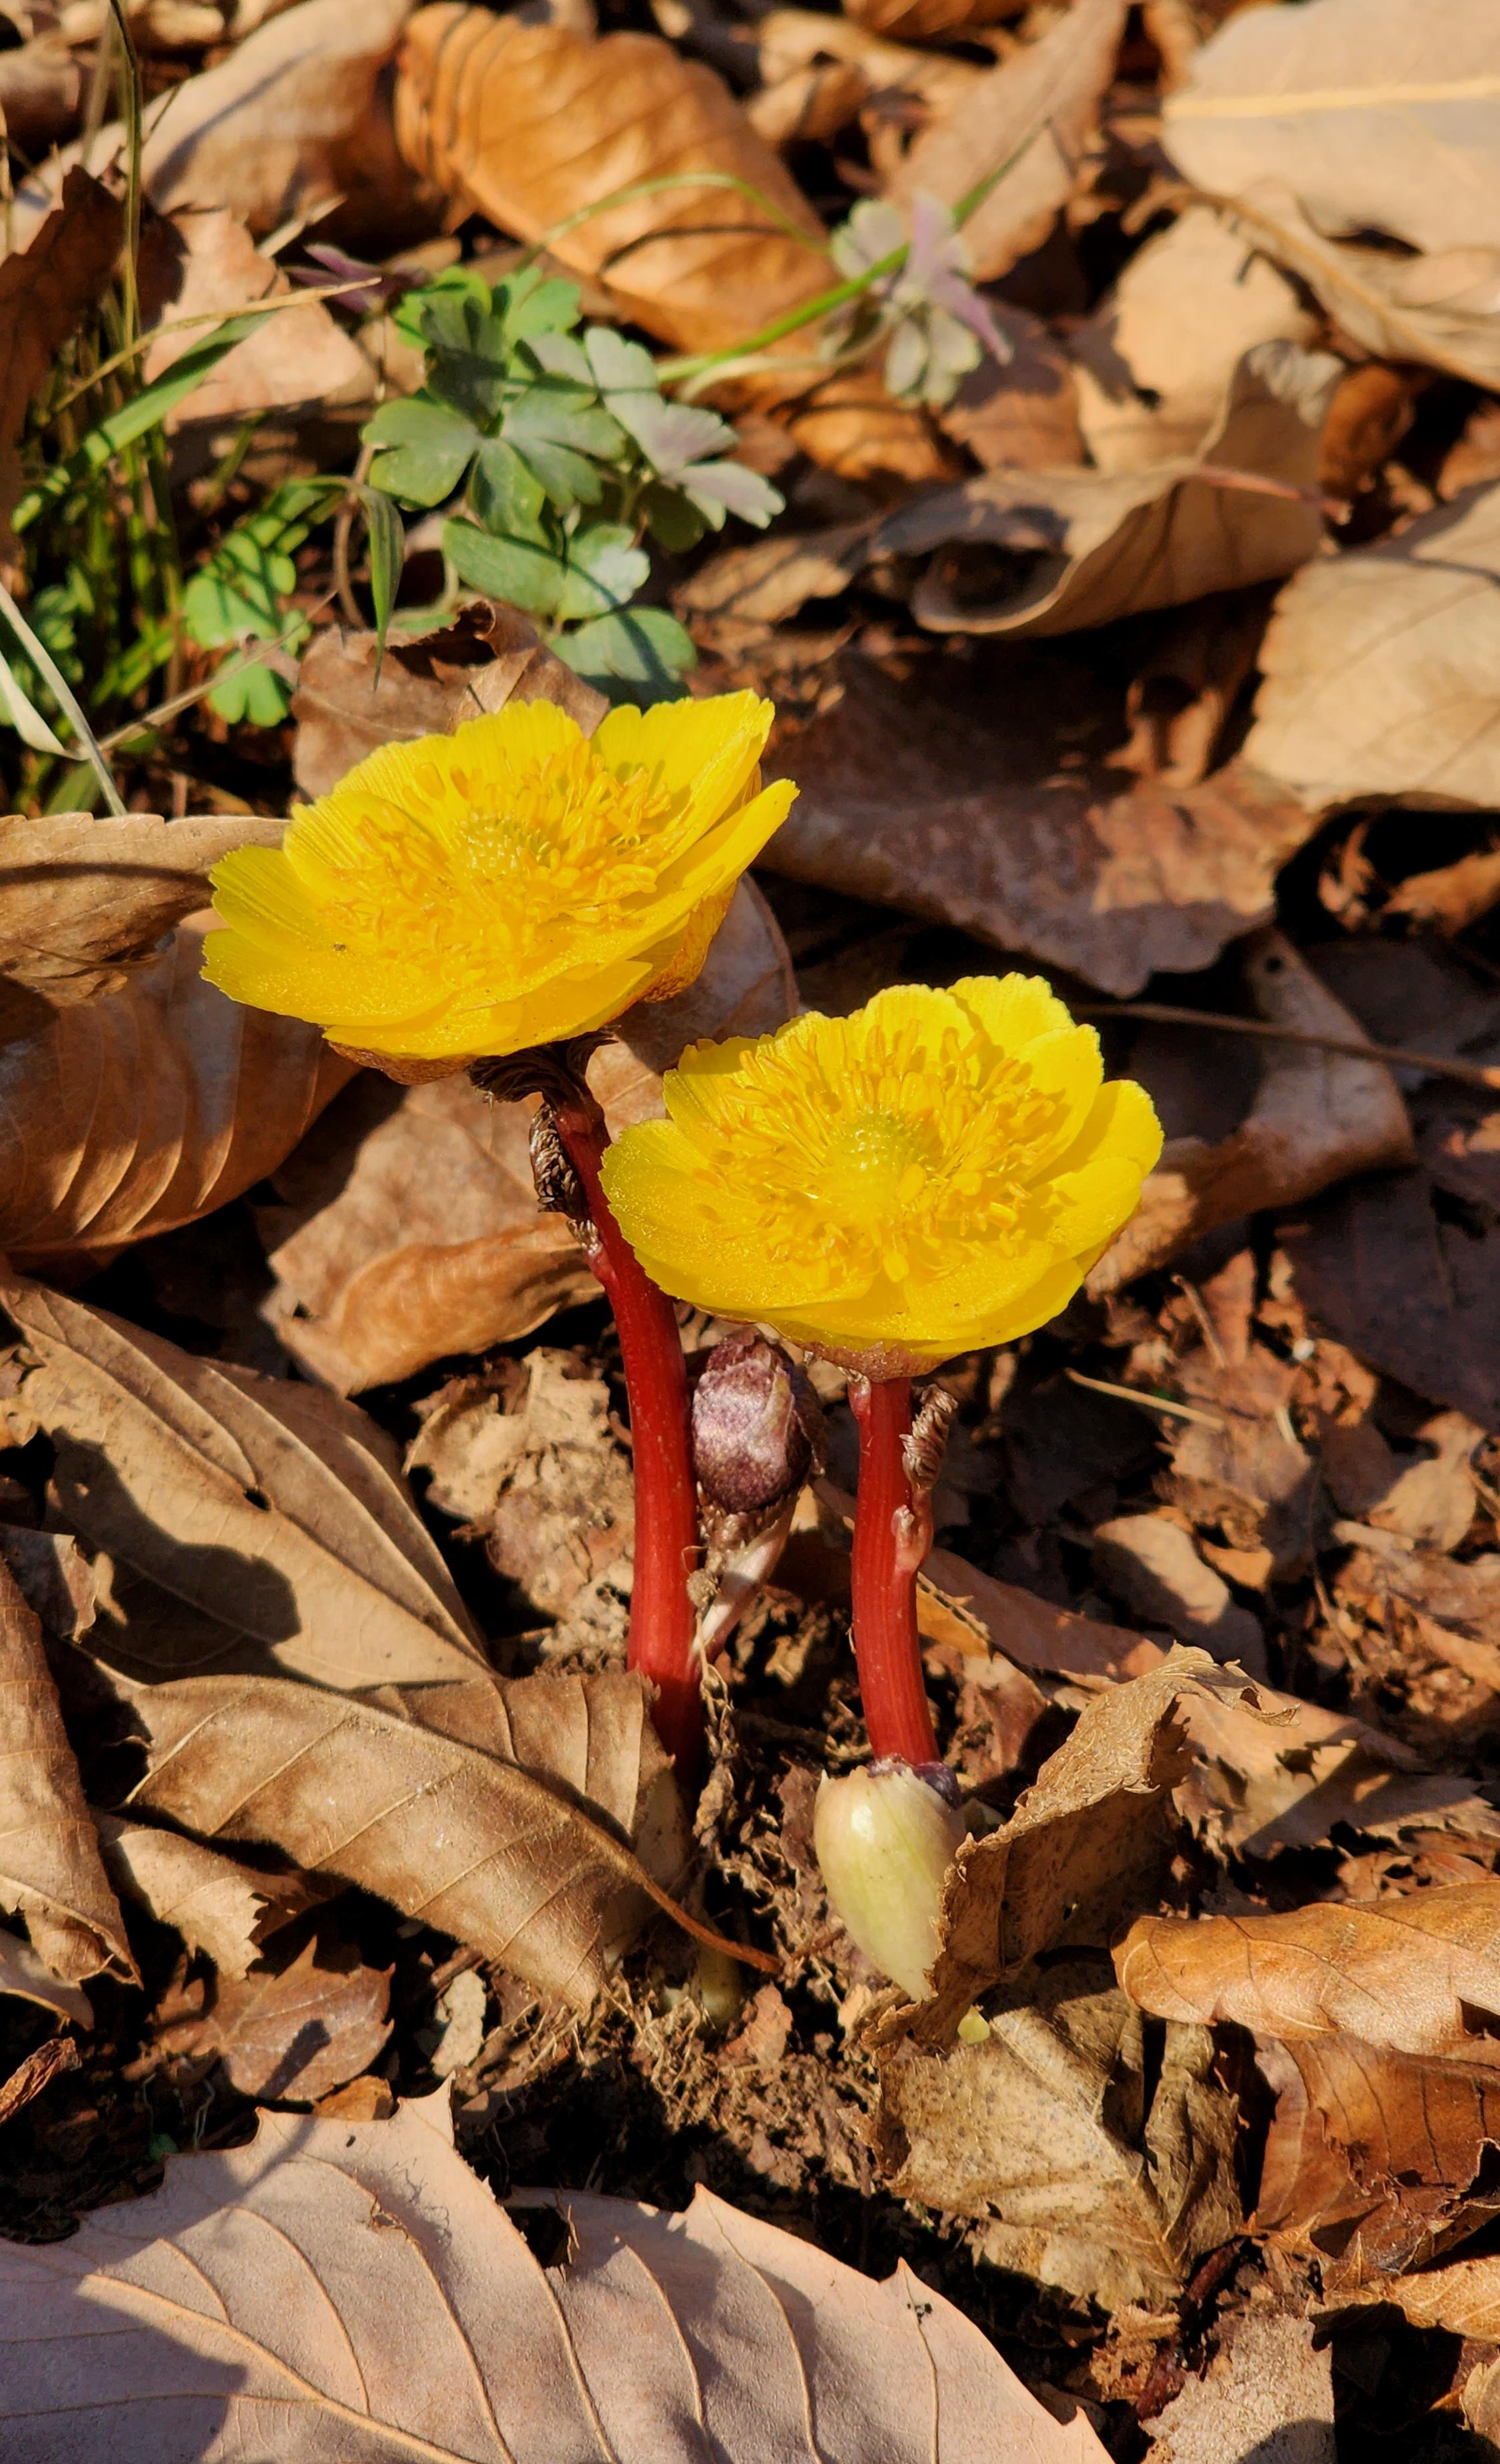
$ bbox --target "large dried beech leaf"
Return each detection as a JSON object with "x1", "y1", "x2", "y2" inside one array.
[
  {"x1": 0, "y1": 167, "x2": 121, "y2": 568},
  {"x1": 0, "y1": 811, "x2": 280, "y2": 1006},
  {"x1": 140, "y1": 0, "x2": 436, "y2": 247},
  {"x1": 1087, "y1": 929, "x2": 1414, "y2": 1291},
  {"x1": 1162, "y1": 0, "x2": 1500, "y2": 258},
  {"x1": 891, "y1": 0, "x2": 1127, "y2": 284},
  {"x1": 0, "y1": 1559, "x2": 133, "y2": 1987},
  {"x1": 94, "y1": 1810, "x2": 311, "y2": 1981},
  {"x1": 1117, "y1": 1880, "x2": 1500, "y2": 2064},
  {"x1": 123, "y1": 1672, "x2": 710, "y2": 2008},
  {"x1": 2, "y1": 1276, "x2": 486, "y2": 1689},
  {"x1": 0, "y1": 2088, "x2": 1107, "y2": 2461},
  {"x1": 877, "y1": 1961, "x2": 1240, "y2": 2310},
  {"x1": 259, "y1": 881, "x2": 795, "y2": 1390},
  {"x1": 1244, "y1": 480, "x2": 1500, "y2": 814},
  {"x1": 393, "y1": 6, "x2": 944, "y2": 479},
  {"x1": 292, "y1": 600, "x2": 608, "y2": 801},
  {"x1": 692, "y1": 338, "x2": 1340, "y2": 641},
  {"x1": 898, "y1": 1648, "x2": 1267, "y2": 2045},
  {"x1": 0, "y1": 914, "x2": 354, "y2": 1264},
  {"x1": 758, "y1": 655, "x2": 1316, "y2": 998}
]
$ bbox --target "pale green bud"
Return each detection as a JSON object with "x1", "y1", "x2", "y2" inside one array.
[{"x1": 813, "y1": 1761, "x2": 964, "y2": 2002}]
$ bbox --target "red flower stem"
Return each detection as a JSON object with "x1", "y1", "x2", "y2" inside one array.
[
  {"x1": 848, "y1": 1375, "x2": 940, "y2": 1767},
  {"x1": 551, "y1": 1089, "x2": 702, "y2": 1775}
]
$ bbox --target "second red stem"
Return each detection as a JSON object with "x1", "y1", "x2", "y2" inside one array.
[
  {"x1": 848, "y1": 1375, "x2": 940, "y2": 1767},
  {"x1": 552, "y1": 1091, "x2": 702, "y2": 1775}
]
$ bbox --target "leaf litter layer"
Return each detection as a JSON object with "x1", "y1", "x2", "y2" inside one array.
[{"x1": 12, "y1": 0, "x2": 1500, "y2": 2452}]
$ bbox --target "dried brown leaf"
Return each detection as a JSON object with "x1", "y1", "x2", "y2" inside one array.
[
  {"x1": 1070, "y1": 204, "x2": 1315, "y2": 473},
  {"x1": 0, "y1": 1557, "x2": 133, "y2": 1987},
  {"x1": 844, "y1": 0, "x2": 1024, "y2": 47},
  {"x1": 897, "y1": 1648, "x2": 1266, "y2": 2045},
  {"x1": 877, "y1": 1960, "x2": 1240, "y2": 2309},
  {"x1": 0, "y1": 2088, "x2": 1107, "y2": 2461},
  {"x1": 1365, "y1": 2254, "x2": 1500, "y2": 2341},
  {"x1": 0, "y1": 33, "x2": 82, "y2": 161},
  {"x1": 94, "y1": 1810, "x2": 311, "y2": 1980},
  {"x1": 121, "y1": 1670, "x2": 722, "y2": 2007},
  {"x1": 158, "y1": 1932, "x2": 393, "y2": 2104},
  {"x1": 937, "y1": 302, "x2": 1085, "y2": 471},
  {"x1": 1, "y1": 1275, "x2": 487, "y2": 1689},
  {"x1": 890, "y1": 0, "x2": 1127, "y2": 283},
  {"x1": 1246, "y1": 481, "x2": 1500, "y2": 815},
  {"x1": 1146, "y1": 2310, "x2": 1335, "y2": 2464},
  {"x1": 1162, "y1": 0, "x2": 1500, "y2": 257},
  {"x1": 409, "y1": 1350, "x2": 634, "y2": 1620},
  {"x1": 393, "y1": 4, "x2": 946, "y2": 478},
  {"x1": 258, "y1": 881, "x2": 794, "y2": 1390},
  {"x1": 0, "y1": 913, "x2": 354, "y2": 1264},
  {"x1": 1088, "y1": 930, "x2": 1415, "y2": 1291},
  {"x1": 140, "y1": 0, "x2": 437, "y2": 247},
  {"x1": 292, "y1": 600, "x2": 607, "y2": 801},
  {"x1": 1284, "y1": 1165, "x2": 1500, "y2": 1431},
  {"x1": 757, "y1": 654, "x2": 1316, "y2": 997},
  {"x1": 1256, "y1": 2032, "x2": 1500, "y2": 2280},
  {"x1": 691, "y1": 337, "x2": 1340, "y2": 639},
  {"x1": 1117, "y1": 1880, "x2": 1500, "y2": 2062},
  {"x1": 0, "y1": 1924, "x2": 91, "y2": 2024},
  {"x1": 1225, "y1": 186, "x2": 1500, "y2": 393},
  {"x1": 0, "y1": 809, "x2": 279, "y2": 1006},
  {"x1": 0, "y1": 2032, "x2": 80, "y2": 2130},
  {"x1": 0, "y1": 166, "x2": 121, "y2": 570},
  {"x1": 139, "y1": 208, "x2": 373, "y2": 428},
  {"x1": 753, "y1": 11, "x2": 984, "y2": 151}
]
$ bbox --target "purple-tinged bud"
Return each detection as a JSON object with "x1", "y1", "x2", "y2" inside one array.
[
  {"x1": 813, "y1": 1759, "x2": 964, "y2": 2002},
  {"x1": 691, "y1": 1328, "x2": 824, "y2": 1521}
]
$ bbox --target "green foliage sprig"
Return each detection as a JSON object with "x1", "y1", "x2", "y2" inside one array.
[{"x1": 361, "y1": 265, "x2": 782, "y2": 701}]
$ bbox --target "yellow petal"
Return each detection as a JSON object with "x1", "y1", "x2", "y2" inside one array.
[
  {"x1": 593, "y1": 690, "x2": 772, "y2": 829},
  {"x1": 950, "y1": 972, "x2": 1076, "y2": 1056}
]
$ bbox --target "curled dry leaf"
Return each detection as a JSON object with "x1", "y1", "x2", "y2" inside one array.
[
  {"x1": 1162, "y1": 0, "x2": 1500, "y2": 258},
  {"x1": 937, "y1": 301, "x2": 1085, "y2": 472},
  {"x1": 1086, "y1": 930, "x2": 1415, "y2": 1293},
  {"x1": 0, "y1": 166, "x2": 122, "y2": 571},
  {"x1": 890, "y1": 0, "x2": 1128, "y2": 284},
  {"x1": 0, "y1": 2088, "x2": 1107, "y2": 2462},
  {"x1": 0, "y1": 914, "x2": 355, "y2": 1266},
  {"x1": 120, "y1": 1669, "x2": 736, "y2": 2007},
  {"x1": 689, "y1": 338, "x2": 1341, "y2": 639},
  {"x1": 893, "y1": 1647, "x2": 1269, "y2": 2047},
  {"x1": 1256, "y1": 2032, "x2": 1500, "y2": 2283},
  {"x1": 843, "y1": 0, "x2": 1025, "y2": 48},
  {"x1": 1, "y1": 1275, "x2": 487, "y2": 1690},
  {"x1": 93, "y1": 1810, "x2": 311, "y2": 1981},
  {"x1": 1244, "y1": 479, "x2": 1500, "y2": 814},
  {"x1": 139, "y1": 208, "x2": 374, "y2": 429},
  {"x1": 1116, "y1": 1880, "x2": 1500, "y2": 2064},
  {"x1": 259, "y1": 883, "x2": 794, "y2": 1390},
  {"x1": 393, "y1": 4, "x2": 946, "y2": 479},
  {"x1": 877, "y1": 1958, "x2": 1241, "y2": 2310},
  {"x1": 0, "y1": 1925, "x2": 92, "y2": 2025},
  {"x1": 751, "y1": 12, "x2": 984, "y2": 156},
  {"x1": 1069, "y1": 203, "x2": 1316, "y2": 474},
  {"x1": 0, "y1": 810, "x2": 279, "y2": 1007},
  {"x1": 0, "y1": 2033, "x2": 81, "y2": 2131},
  {"x1": 0, "y1": 1557, "x2": 134, "y2": 1988},
  {"x1": 757, "y1": 653, "x2": 1316, "y2": 997},
  {"x1": 157, "y1": 1932, "x2": 393, "y2": 2104},
  {"x1": 140, "y1": 0, "x2": 439, "y2": 248}
]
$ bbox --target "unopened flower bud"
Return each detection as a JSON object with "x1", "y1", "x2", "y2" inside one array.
[
  {"x1": 813, "y1": 1760, "x2": 963, "y2": 2002},
  {"x1": 691, "y1": 1327, "x2": 824, "y2": 1521}
]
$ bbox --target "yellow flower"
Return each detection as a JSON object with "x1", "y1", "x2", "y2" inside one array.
[
  {"x1": 599, "y1": 977, "x2": 1163, "y2": 1375},
  {"x1": 202, "y1": 692, "x2": 796, "y2": 1067}
]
